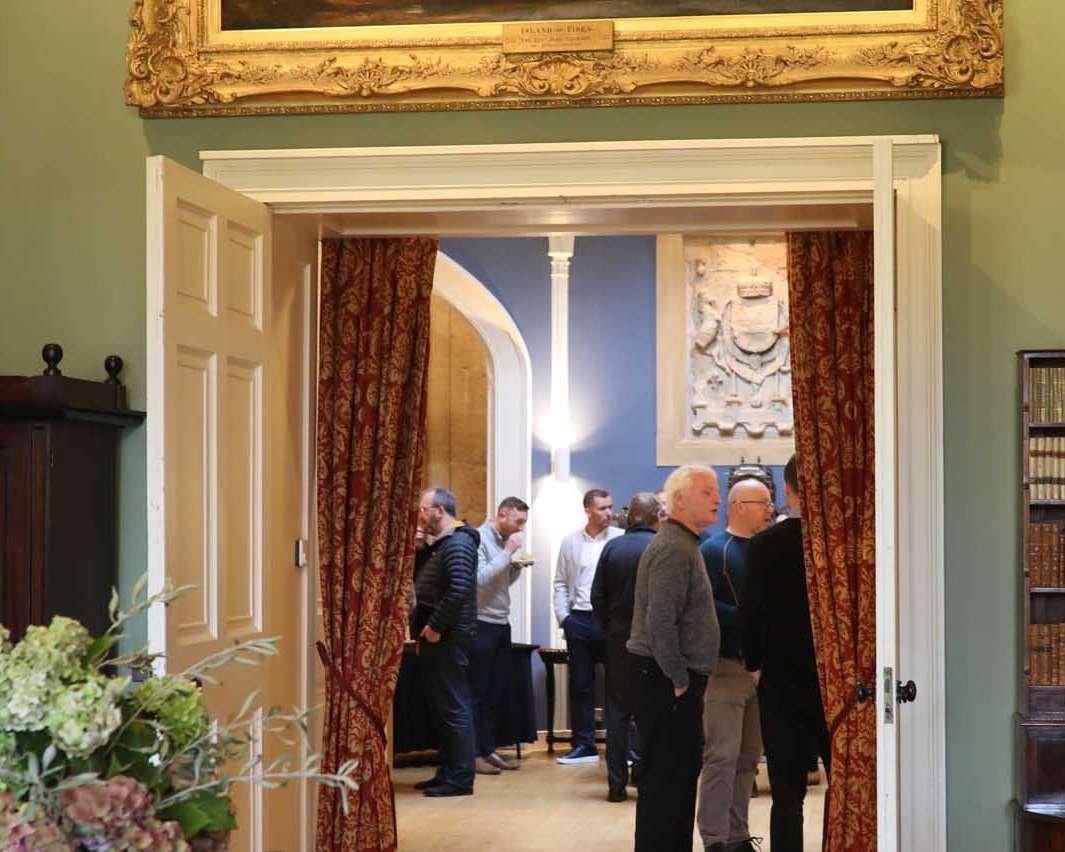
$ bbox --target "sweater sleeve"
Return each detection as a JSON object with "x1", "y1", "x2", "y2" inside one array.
[
  {"x1": 553, "y1": 537, "x2": 574, "y2": 626},
  {"x1": 739, "y1": 534, "x2": 769, "y2": 673},
  {"x1": 428, "y1": 535, "x2": 477, "y2": 635},
  {"x1": 477, "y1": 539, "x2": 513, "y2": 587},
  {"x1": 644, "y1": 549, "x2": 692, "y2": 692}
]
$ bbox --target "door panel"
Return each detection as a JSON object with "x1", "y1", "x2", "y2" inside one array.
[{"x1": 147, "y1": 157, "x2": 313, "y2": 852}]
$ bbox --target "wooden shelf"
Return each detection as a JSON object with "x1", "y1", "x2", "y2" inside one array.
[
  {"x1": 1030, "y1": 422, "x2": 1065, "y2": 429},
  {"x1": 1030, "y1": 500, "x2": 1065, "y2": 506},
  {"x1": 1032, "y1": 588, "x2": 1065, "y2": 594}
]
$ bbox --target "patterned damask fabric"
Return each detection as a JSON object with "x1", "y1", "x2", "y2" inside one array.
[
  {"x1": 315, "y1": 238, "x2": 437, "y2": 852},
  {"x1": 787, "y1": 231, "x2": 877, "y2": 852}
]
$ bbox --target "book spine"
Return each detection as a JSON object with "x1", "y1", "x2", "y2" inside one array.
[
  {"x1": 1052, "y1": 621, "x2": 1060, "y2": 690},
  {"x1": 1032, "y1": 367, "x2": 1044, "y2": 421},
  {"x1": 1060, "y1": 523, "x2": 1065, "y2": 588},
  {"x1": 1029, "y1": 624, "x2": 1037, "y2": 684},
  {"x1": 1036, "y1": 523, "x2": 1048, "y2": 587},
  {"x1": 1052, "y1": 366, "x2": 1060, "y2": 419}
]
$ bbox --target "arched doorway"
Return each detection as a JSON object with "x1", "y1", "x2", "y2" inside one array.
[{"x1": 432, "y1": 252, "x2": 534, "y2": 642}]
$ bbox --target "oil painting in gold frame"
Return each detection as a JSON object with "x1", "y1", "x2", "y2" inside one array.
[{"x1": 126, "y1": 0, "x2": 1002, "y2": 116}]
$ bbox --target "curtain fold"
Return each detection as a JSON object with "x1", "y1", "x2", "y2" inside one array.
[
  {"x1": 786, "y1": 230, "x2": 877, "y2": 852},
  {"x1": 315, "y1": 237, "x2": 437, "y2": 852}
]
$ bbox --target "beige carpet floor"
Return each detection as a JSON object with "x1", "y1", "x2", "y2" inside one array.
[{"x1": 395, "y1": 744, "x2": 825, "y2": 851}]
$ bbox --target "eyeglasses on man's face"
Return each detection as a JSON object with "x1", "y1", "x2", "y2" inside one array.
[{"x1": 736, "y1": 500, "x2": 774, "y2": 508}]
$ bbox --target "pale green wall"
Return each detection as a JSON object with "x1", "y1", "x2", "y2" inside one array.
[{"x1": 2, "y1": 2, "x2": 1056, "y2": 848}]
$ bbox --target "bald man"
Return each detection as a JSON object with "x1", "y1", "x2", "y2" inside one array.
[{"x1": 697, "y1": 478, "x2": 774, "y2": 852}]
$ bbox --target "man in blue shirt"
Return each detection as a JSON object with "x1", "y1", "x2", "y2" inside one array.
[{"x1": 697, "y1": 478, "x2": 774, "y2": 852}]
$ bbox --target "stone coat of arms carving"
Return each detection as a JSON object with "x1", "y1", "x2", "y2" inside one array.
[{"x1": 687, "y1": 237, "x2": 792, "y2": 442}]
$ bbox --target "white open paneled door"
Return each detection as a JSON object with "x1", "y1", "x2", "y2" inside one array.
[
  {"x1": 873, "y1": 138, "x2": 900, "y2": 851},
  {"x1": 146, "y1": 157, "x2": 319, "y2": 852}
]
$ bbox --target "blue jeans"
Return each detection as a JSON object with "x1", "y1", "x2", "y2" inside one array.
[
  {"x1": 419, "y1": 639, "x2": 476, "y2": 790},
  {"x1": 469, "y1": 620, "x2": 511, "y2": 758},
  {"x1": 562, "y1": 610, "x2": 605, "y2": 749}
]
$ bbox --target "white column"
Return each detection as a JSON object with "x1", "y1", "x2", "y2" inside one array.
[{"x1": 548, "y1": 235, "x2": 575, "y2": 480}]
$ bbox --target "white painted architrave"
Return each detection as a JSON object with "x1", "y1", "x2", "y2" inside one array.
[
  {"x1": 198, "y1": 136, "x2": 945, "y2": 852},
  {"x1": 433, "y1": 252, "x2": 534, "y2": 642}
]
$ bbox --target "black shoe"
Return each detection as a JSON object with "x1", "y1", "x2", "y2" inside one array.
[
  {"x1": 413, "y1": 776, "x2": 442, "y2": 791},
  {"x1": 423, "y1": 783, "x2": 473, "y2": 797},
  {"x1": 726, "y1": 839, "x2": 763, "y2": 852},
  {"x1": 607, "y1": 787, "x2": 628, "y2": 803},
  {"x1": 705, "y1": 844, "x2": 726, "y2": 852}
]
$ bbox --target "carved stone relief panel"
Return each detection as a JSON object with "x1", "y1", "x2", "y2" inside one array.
[{"x1": 686, "y1": 235, "x2": 793, "y2": 445}]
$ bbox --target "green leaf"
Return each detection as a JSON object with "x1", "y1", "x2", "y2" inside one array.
[
  {"x1": 158, "y1": 791, "x2": 237, "y2": 838},
  {"x1": 114, "y1": 720, "x2": 157, "y2": 753},
  {"x1": 85, "y1": 633, "x2": 120, "y2": 667}
]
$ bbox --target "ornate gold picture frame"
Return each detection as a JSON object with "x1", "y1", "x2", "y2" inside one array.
[{"x1": 126, "y1": 0, "x2": 1002, "y2": 116}]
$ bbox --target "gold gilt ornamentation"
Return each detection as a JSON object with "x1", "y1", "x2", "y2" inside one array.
[
  {"x1": 125, "y1": 0, "x2": 1005, "y2": 115},
  {"x1": 126, "y1": 0, "x2": 229, "y2": 107},
  {"x1": 856, "y1": 0, "x2": 1003, "y2": 89},
  {"x1": 674, "y1": 46, "x2": 830, "y2": 88}
]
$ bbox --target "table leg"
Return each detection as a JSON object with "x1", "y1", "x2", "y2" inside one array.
[{"x1": 545, "y1": 661, "x2": 556, "y2": 752}]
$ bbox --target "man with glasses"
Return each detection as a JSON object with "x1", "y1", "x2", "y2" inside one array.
[{"x1": 696, "y1": 478, "x2": 774, "y2": 852}]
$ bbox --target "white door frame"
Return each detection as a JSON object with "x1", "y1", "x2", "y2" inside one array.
[
  {"x1": 199, "y1": 135, "x2": 945, "y2": 851},
  {"x1": 433, "y1": 252, "x2": 534, "y2": 642}
]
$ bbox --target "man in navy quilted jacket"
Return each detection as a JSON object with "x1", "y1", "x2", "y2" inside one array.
[{"x1": 412, "y1": 486, "x2": 480, "y2": 797}]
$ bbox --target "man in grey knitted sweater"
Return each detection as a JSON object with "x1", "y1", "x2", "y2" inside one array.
[{"x1": 628, "y1": 464, "x2": 722, "y2": 852}]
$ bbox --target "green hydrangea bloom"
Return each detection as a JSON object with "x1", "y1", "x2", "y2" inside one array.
[
  {"x1": 45, "y1": 676, "x2": 129, "y2": 758},
  {"x1": 0, "y1": 617, "x2": 95, "y2": 733},
  {"x1": 134, "y1": 677, "x2": 209, "y2": 753}
]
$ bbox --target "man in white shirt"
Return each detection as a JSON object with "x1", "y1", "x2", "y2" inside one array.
[{"x1": 552, "y1": 488, "x2": 623, "y2": 764}]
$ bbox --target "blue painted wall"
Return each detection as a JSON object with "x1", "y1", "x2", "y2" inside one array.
[{"x1": 440, "y1": 234, "x2": 788, "y2": 534}]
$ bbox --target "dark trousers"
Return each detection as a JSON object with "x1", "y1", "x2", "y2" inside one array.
[
  {"x1": 630, "y1": 653, "x2": 707, "y2": 852},
  {"x1": 759, "y1": 689, "x2": 832, "y2": 852},
  {"x1": 419, "y1": 639, "x2": 476, "y2": 791},
  {"x1": 562, "y1": 610, "x2": 605, "y2": 748},
  {"x1": 605, "y1": 630, "x2": 638, "y2": 791},
  {"x1": 469, "y1": 620, "x2": 511, "y2": 758}
]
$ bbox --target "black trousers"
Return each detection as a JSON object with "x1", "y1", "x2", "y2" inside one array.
[
  {"x1": 630, "y1": 653, "x2": 707, "y2": 852},
  {"x1": 605, "y1": 631, "x2": 638, "y2": 791},
  {"x1": 419, "y1": 639, "x2": 476, "y2": 791},
  {"x1": 469, "y1": 620, "x2": 511, "y2": 758},
  {"x1": 759, "y1": 689, "x2": 831, "y2": 852},
  {"x1": 562, "y1": 610, "x2": 606, "y2": 748}
]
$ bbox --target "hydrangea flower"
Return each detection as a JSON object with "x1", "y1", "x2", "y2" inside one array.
[
  {"x1": 62, "y1": 778, "x2": 188, "y2": 852},
  {"x1": 0, "y1": 792, "x2": 72, "y2": 851},
  {"x1": 133, "y1": 677, "x2": 209, "y2": 753},
  {"x1": 45, "y1": 676, "x2": 128, "y2": 758},
  {"x1": 0, "y1": 617, "x2": 95, "y2": 734}
]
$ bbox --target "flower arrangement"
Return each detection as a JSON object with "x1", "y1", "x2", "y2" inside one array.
[{"x1": 0, "y1": 579, "x2": 357, "y2": 851}]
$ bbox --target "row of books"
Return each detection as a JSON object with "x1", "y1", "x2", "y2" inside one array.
[
  {"x1": 1030, "y1": 623, "x2": 1065, "y2": 685},
  {"x1": 1030, "y1": 366, "x2": 1065, "y2": 422},
  {"x1": 1029, "y1": 436, "x2": 1065, "y2": 500},
  {"x1": 1030, "y1": 522, "x2": 1065, "y2": 587}
]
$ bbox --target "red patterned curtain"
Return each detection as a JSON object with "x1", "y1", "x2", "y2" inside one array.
[
  {"x1": 315, "y1": 237, "x2": 437, "y2": 852},
  {"x1": 787, "y1": 231, "x2": 877, "y2": 852}
]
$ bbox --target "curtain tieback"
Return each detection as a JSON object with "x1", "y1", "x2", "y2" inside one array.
[{"x1": 316, "y1": 640, "x2": 388, "y2": 744}]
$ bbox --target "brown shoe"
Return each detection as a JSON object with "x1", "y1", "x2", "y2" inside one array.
[
  {"x1": 475, "y1": 756, "x2": 501, "y2": 775},
  {"x1": 487, "y1": 752, "x2": 519, "y2": 771}
]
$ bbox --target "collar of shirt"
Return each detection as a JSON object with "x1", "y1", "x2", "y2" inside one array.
[{"x1": 581, "y1": 527, "x2": 611, "y2": 543}]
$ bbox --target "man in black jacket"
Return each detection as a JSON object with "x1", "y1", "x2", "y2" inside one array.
[
  {"x1": 591, "y1": 491, "x2": 661, "y2": 803},
  {"x1": 413, "y1": 487, "x2": 480, "y2": 797},
  {"x1": 739, "y1": 457, "x2": 830, "y2": 852}
]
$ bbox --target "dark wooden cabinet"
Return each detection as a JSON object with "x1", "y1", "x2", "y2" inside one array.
[
  {"x1": 1020, "y1": 350, "x2": 1065, "y2": 849},
  {"x1": 0, "y1": 352, "x2": 142, "y2": 641}
]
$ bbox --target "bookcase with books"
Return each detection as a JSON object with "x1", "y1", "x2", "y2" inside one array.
[{"x1": 1020, "y1": 351, "x2": 1065, "y2": 850}]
